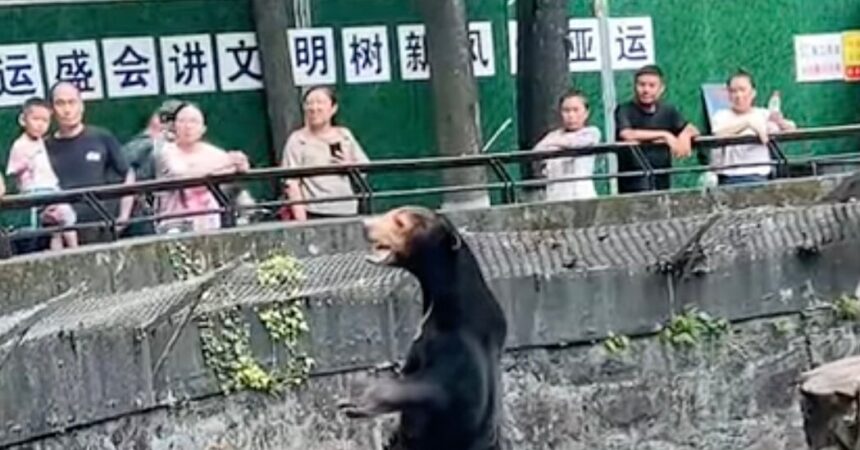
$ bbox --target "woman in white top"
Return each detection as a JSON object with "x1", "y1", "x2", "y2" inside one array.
[
  {"x1": 533, "y1": 89, "x2": 602, "y2": 201},
  {"x1": 710, "y1": 70, "x2": 796, "y2": 186}
]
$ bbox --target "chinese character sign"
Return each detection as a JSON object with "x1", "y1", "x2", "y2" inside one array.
[
  {"x1": 160, "y1": 34, "x2": 217, "y2": 95},
  {"x1": 508, "y1": 21, "x2": 518, "y2": 75},
  {"x1": 468, "y1": 22, "x2": 496, "y2": 77},
  {"x1": 288, "y1": 28, "x2": 336, "y2": 86},
  {"x1": 0, "y1": 44, "x2": 44, "y2": 108},
  {"x1": 397, "y1": 24, "x2": 430, "y2": 81},
  {"x1": 794, "y1": 34, "x2": 843, "y2": 83},
  {"x1": 216, "y1": 32, "x2": 263, "y2": 91},
  {"x1": 842, "y1": 31, "x2": 860, "y2": 82},
  {"x1": 42, "y1": 40, "x2": 104, "y2": 100},
  {"x1": 609, "y1": 17, "x2": 655, "y2": 70},
  {"x1": 509, "y1": 17, "x2": 654, "y2": 74},
  {"x1": 342, "y1": 26, "x2": 391, "y2": 84},
  {"x1": 101, "y1": 37, "x2": 160, "y2": 98},
  {"x1": 567, "y1": 18, "x2": 601, "y2": 72}
]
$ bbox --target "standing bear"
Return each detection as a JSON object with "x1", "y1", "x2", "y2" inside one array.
[{"x1": 339, "y1": 206, "x2": 508, "y2": 450}]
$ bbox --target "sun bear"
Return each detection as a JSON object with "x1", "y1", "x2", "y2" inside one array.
[
  {"x1": 821, "y1": 171, "x2": 860, "y2": 203},
  {"x1": 338, "y1": 206, "x2": 508, "y2": 450}
]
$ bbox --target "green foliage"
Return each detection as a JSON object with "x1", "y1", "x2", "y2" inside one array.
[
  {"x1": 166, "y1": 241, "x2": 206, "y2": 281},
  {"x1": 258, "y1": 302, "x2": 315, "y2": 387},
  {"x1": 770, "y1": 319, "x2": 795, "y2": 337},
  {"x1": 256, "y1": 254, "x2": 306, "y2": 295},
  {"x1": 198, "y1": 308, "x2": 277, "y2": 394},
  {"x1": 833, "y1": 294, "x2": 860, "y2": 322},
  {"x1": 603, "y1": 332, "x2": 631, "y2": 356},
  {"x1": 197, "y1": 302, "x2": 316, "y2": 395},
  {"x1": 659, "y1": 308, "x2": 730, "y2": 349},
  {"x1": 197, "y1": 253, "x2": 314, "y2": 395}
]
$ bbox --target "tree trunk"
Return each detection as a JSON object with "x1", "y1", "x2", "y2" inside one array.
[
  {"x1": 252, "y1": 0, "x2": 303, "y2": 166},
  {"x1": 516, "y1": 0, "x2": 569, "y2": 197},
  {"x1": 417, "y1": 0, "x2": 489, "y2": 210}
]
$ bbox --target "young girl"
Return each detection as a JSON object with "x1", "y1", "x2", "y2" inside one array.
[
  {"x1": 6, "y1": 97, "x2": 78, "y2": 250},
  {"x1": 533, "y1": 89, "x2": 602, "y2": 201}
]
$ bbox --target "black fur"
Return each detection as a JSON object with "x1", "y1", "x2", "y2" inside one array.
[
  {"x1": 821, "y1": 171, "x2": 860, "y2": 203},
  {"x1": 343, "y1": 209, "x2": 508, "y2": 450}
]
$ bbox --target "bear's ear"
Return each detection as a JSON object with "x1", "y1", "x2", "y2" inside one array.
[
  {"x1": 438, "y1": 214, "x2": 462, "y2": 250},
  {"x1": 392, "y1": 211, "x2": 408, "y2": 229},
  {"x1": 450, "y1": 232, "x2": 462, "y2": 251}
]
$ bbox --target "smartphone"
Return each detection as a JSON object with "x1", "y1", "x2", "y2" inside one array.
[{"x1": 329, "y1": 142, "x2": 343, "y2": 159}]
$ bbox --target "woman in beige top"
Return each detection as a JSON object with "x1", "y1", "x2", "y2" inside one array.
[{"x1": 282, "y1": 86, "x2": 369, "y2": 221}]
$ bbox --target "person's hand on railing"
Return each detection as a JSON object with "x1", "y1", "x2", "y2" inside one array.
[
  {"x1": 674, "y1": 134, "x2": 693, "y2": 159},
  {"x1": 227, "y1": 151, "x2": 251, "y2": 172},
  {"x1": 40, "y1": 205, "x2": 62, "y2": 225},
  {"x1": 654, "y1": 133, "x2": 691, "y2": 159},
  {"x1": 749, "y1": 114, "x2": 771, "y2": 145}
]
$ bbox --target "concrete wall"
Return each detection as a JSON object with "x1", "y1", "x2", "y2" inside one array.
[
  {"x1": 0, "y1": 175, "x2": 845, "y2": 318},
  {"x1": 10, "y1": 312, "x2": 860, "y2": 450},
  {"x1": 1, "y1": 175, "x2": 859, "y2": 449}
]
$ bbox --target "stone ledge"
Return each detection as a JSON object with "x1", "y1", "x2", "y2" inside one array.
[{"x1": 0, "y1": 175, "x2": 846, "y2": 318}]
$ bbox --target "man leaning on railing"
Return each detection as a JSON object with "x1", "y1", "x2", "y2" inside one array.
[{"x1": 615, "y1": 65, "x2": 700, "y2": 194}]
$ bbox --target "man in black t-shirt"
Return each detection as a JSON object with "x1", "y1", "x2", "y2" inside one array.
[
  {"x1": 46, "y1": 82, "x2": 136, "y2": 245},
  {"x1": 614, "y1": 65, "x2": 699, "y2": 193}
]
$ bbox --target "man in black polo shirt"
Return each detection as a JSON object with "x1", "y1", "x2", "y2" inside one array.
[
  {"x1": 46, "y1": 82, "x2": 136, "y2": 245},
  {"x1": 614, "y1": 65, "x2": 699, "y2": 193}
]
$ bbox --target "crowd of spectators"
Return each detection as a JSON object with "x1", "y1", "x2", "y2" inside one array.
[{"x1": 0, "y1": 65, "x2": 798, "y2": 256}]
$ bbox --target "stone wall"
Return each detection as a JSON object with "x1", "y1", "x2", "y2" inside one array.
[
  {"x1": 2, "y1": 175, "x2": 859, "y2": 449},
  {"x1": 0, "y1": 175, "x2": 845, "y2": 318},
  {"x1": 14, "y1": 312, "x2": 860, "y2": 450}
]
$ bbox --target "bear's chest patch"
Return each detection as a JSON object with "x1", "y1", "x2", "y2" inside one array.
[{"x1": 413, "y1": 302, "x2": 435, "y2": 342}]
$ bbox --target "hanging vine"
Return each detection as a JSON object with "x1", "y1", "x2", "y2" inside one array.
[
  {"x1": 196, "y1": 252, "x2": 315, "y2": 395},
  {"x1": 166, "y1": 240, "x2": 206, "y2": 281}
]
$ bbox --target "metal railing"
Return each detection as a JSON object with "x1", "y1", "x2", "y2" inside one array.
[{"x1": 1, "y1": 123, "x2": 859, "y2": 250}]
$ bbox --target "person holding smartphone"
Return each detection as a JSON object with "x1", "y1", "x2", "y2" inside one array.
[{"x1": 282, "y1": 86, "x2": 369, "y2": 221}]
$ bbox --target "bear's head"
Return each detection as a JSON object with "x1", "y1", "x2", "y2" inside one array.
[{"x1": 363, "y1": 206, "x2": 463, "y2": 269}]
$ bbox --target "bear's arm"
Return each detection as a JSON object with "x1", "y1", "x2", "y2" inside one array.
[{"x1": 344, "y1": 332, "x2": 489, "y2": 418}]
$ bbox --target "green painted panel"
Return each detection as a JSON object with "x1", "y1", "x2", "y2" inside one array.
[
  {"x1": 0, "y1": 0, "x2": 858, "y2": 227},
  {"x1": 0, "y1": 0, "x2": 269, "y2": 226},
  {"x1": 312, "y1": 0, "x2": 517, "y2": 209},
  {"x1": 0, "y1": 0, "x2": 268, "y2": 166},
  {"x1": 576, "y1": 0, "x2": 860, "y2": 187}
]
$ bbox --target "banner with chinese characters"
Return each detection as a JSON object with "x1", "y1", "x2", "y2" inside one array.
[
  {"x1": 507, "y1": 17, "x2": 655, "y2": 75},
  {"x1": 793, "y1": 33, "x2": 843, "y2": 82},
  {"x1": 0, "y1": 33, "x2": 263, "y2": 108},
  {"x1": 842, "y1": 31, "x2": 860, "y2": 82},
  {"x1": 0, "y1": 17, "x2": 656, "y2": 109}
]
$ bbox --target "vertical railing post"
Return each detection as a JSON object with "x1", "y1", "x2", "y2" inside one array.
[
  {"x1": 82, "y1": 192, "x2": 118, "y2": 241},
  {"x1": 630, "y1": 145, "x2": 656, "y2": 190},
  {"x1": 488, "y1": 158, "x2": 517, "y2": 204},
  {"x1": 206, "y1": 180, "x2": 236, "y2": 228},
  {"x1": 348, "y1": 168, "x2": 373, "y2": 215},
  {"x1": 768, "y1": 140, "x2": 791, "y2": 179}
]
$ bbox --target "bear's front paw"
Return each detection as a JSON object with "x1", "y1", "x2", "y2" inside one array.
[{"x1": 337, "y1": 398, "x2": 381, "y2": 419}]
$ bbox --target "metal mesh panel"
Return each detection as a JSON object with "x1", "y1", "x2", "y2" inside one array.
[
  {"x1": 4, "y1": 203, "x2": 859, "y2": 343},
  {"x1": 197, "y1": 252, "x2": 411, "y2": 313}
]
